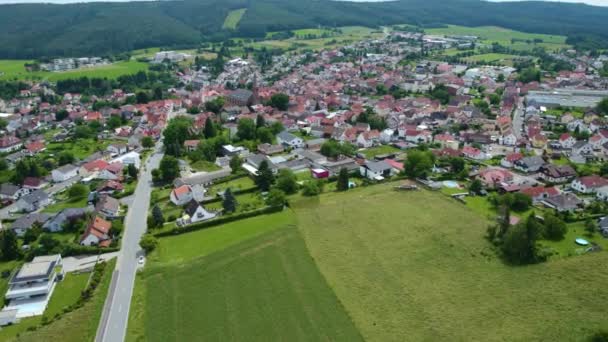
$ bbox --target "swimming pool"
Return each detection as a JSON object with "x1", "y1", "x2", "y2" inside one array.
[{"x1": 443, "y1": 180, "x2": 460, "y2": 188}]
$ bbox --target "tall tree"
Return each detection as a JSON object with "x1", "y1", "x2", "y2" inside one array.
[
  {"x1": 275, "y1": 169, "x2": 298, "y2": 194},
  {"x1": 336, "y1": 168, "x2": 349, "y2": 191},
  {"x1": 0, "y1": 230, "x2": 20, "y2": 261},
  {"x1": 236, "y1": 118, "x2": 256, "y2": 141},
  {"x1": 152, "y1": 205, "x2": 165, "y2": 228},
  {"x1": 222, "y1": 188, "x2": 237, "y2": 213},
  {"x1": 256, "y1": 114, "x2": 266, "y2": 128},
  {"x1": 255, "y1": 160, "x2": 275, "y2": 191},
  {"x1": 204, "y1": 116, "x2": 217, "y2": 138},
  {"x1": 229, "y1": 155, "x2": 243, "y2": 174}
]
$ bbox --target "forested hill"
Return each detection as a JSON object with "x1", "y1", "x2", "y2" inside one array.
[{"x1": 1, "y1": 0, "x2": 608, "y2": 58}]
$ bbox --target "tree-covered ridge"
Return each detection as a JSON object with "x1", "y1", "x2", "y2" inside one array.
[{"x1": 1, "y1": 0, "x2": 608, "y2": 58}]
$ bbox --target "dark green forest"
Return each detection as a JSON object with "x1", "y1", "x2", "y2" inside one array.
[{"x1": 1, "y1": 0, "x2": 608, "y2": 58}]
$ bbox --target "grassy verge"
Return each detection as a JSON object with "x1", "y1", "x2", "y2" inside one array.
[{"x1": 222, "y1": 8, "x2": 247, "y2": 30}]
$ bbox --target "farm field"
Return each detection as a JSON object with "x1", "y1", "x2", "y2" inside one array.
[
  {"x1": 222, "y1": 8, "x2": 247, "y2": 30},
  {"x1": 244, "y1": 26, "x2": 384, "y2": 52},
  {"x1": 293, "y1": 184, "x2": 608, "y2": 341},
  {"x1": 463, "y1": 53, "x2": 519, "y2": 65},
  {"x1": 426, "y1": 25, "x2": 569, "y2": 51},
  {"x1": 0, "y1": 60, "x2": 148, "y2": 81},
  {"x1": 127, "y1": 211, "x2": 362, "y2": 342}
]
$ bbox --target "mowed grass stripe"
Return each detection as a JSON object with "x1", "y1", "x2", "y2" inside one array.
[
  {"x1": 133, "y1": 218, "x2": 362, "y2": 342},
  {"x1": 294, "y1": 184, "x2": 608, "y2": 341}
]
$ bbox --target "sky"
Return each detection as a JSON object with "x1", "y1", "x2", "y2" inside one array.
[{"x1": 0, "y1": 0, "x2": 606, "y2": 5}]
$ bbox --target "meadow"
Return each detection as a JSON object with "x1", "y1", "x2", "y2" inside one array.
[
  {"x1": 0, "y1": 60, "x2": 148, "y2": 82},
  {"x1": 294, "y1": 184, "x2": 608, "y2": 341},
  {"x1": 222, "y1": 8, "x2": 247, "y2": 30},
  {"x1": 127, "y1": 212, "x2": 362, "y2": 342},
  {"x1": 426, "y1": 25, "x2": 570, "y2": 51}
]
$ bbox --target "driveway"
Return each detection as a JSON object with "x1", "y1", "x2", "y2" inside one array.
[{"x1": 63, "y1": 252, "x2": 119, "y2": 272}]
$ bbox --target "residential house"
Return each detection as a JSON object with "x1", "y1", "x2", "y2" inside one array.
[
  {"x1": 97, "y1": 163, "x2": 123, "y2": 181},
  {"x1": 571, "y1": 141, "x2": 594, "y2": 156},
  {"x1": 179, "y1": 199, "x2": 216, "y2": 225},
  {"x1": 111, "y1": 151, "x2": 141, "y2": 170},
  {"x1": 95, "y1": 195, "x2": 120, "y2": 220},
  {"x1": 0, "y1": 136, "x2": 22, "y2": 153},
  {"x1": 520, "y1": 186, "x2": 560, "y2": 204},
  {"x1": 96, "y1": 180, "x2": 124, "y2": 195},
  {"x1": 277, "y1": 131, "x2": 304, "y2": 149},
  {"x1": 80, "y1": 160, "x2": 110, "y2": 179},
  {"x1": 106, "y1": 143, "x2": 128, "y2": 156},
  {"x1": 380, "y1": 129, "x2": 395, "y2": 144},
  {"x1": 359, "y1": 160, "x2": 394, "y2": 180},
  {"x1": 221, "y1": 145, "x2": 248, "y2": 157},
  {"x1": 16, "y1": 190, "x2": 50, "y2": 212},
  {"x1": 571, "y1": 175, "x2": 608, "y2": 194},
  {"x1": 184, "y1": 140, "x2": 199, "y2": 153},
  {"x1": 500, "y1": 131, "x2": 517, "y2": 146},
  {"x1": 305, "y1": 138, "x2": 326, "y2": 151},
  {"x1": 462, "y1": 146, "x2": 486, "y2": 160},
  {"x1": 51, "y1": 164, "x2": 79, "y2": 183},
  {"x1": 543, "y1": 193, "x2": 583, "y2": 212},
  {"x1": 514, "y1": 156, "x2": 545, "y2": 173},
  {"x1": 595, "y1": 185, "x2": 608, "y2": 201},
  {"x1": 80, "y1": 216, "x2": 112, "y2": 246},
  {"x1": 0, "y1": 184, "x2": 24, "y2": 202},
  {"x1": 3, "y1": 255, "x2": 62, "y2": 318},
  {"x1": 43, "y1": 208, "x2": 90, "y2": 233},
  {"x1": 501, "y1": 152, "x2": 523, "y2": 168},
  {"x1": 170, "y1": 184, "x2": 206, "y2": 206},
  {"x1": 558, "y1": 133, "x2": 576, "y2": 149},
  {"x1": 477, "y1": 168, "x2": 513, "y2": 188},
  {"x1": 356, "y1": 130, "x2": 380, "y2": 148},
  {"x1": 404, "y1": 130, "x2": 432, "y2": 144},
  {"x1": 257, "y1": 143, "x2": 284, "y2": 155},
  {"x1": 22, "y1": 177, "x2": 47, "y2": 191},
  {"x1": 10, "y1": 213, "x2": 51, "y2": 237},
  {"x1": 539, "y1": 164, "x2": 577, "y2": 184}
]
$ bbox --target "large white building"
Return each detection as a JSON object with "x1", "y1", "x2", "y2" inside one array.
[{"x1": 1, "y1": 255, "x2": 63, "y2": 324}]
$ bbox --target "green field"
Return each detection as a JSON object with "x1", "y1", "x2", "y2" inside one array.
[
  {"x1": 127, "y1": 211, "x2": 362, "y2": 342},
  {"x1": 427, "y1": 25, "x2": 569, "y2": 51},
  {"x1": 294, "y1": 184, "x2": 608, "y2": 341},
  {"x1": 463, "y1": 53, "x2": 519, "y2": 65},
  {"x1": 243, "y1": 26, "x2": 383, "y2": 52},
  {"x1": 127, "y1": 182, "x2": 608, "y2": 341},
  {"x1": 0, "y1": 60, "x2": 148, "y2": 81},
  {"x1": 222, "y1": 8, "x2": 247, "y2": 30}
]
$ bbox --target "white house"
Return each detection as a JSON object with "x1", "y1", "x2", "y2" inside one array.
[
  {"x1": 2, "y1": 255, "x2": 63, "y2": 319},
  {"x1": 111, "y1": 151, "x2": 141, "y2": 170},
  {"x1": 380, "y1": 129, "x2": 395, "y2": 144},
  {"x1": 571, "y1": 175, "x2": 608, "y2": 194},
  {"x1": 359, "y1": 160, "x2": 394, "y2": 180},
  {"x1": 106, "y1": 143, "x2": 128, "y2": 156},
  {"x1": 277, "y1": 131, "x2": 304, "y2": 149},
  {"x1": 500, "y1": 132, "x2": 517, "y2": 146},
  {"x1": 558, "y1": 133, "x2": 576, "y2": 149},
  {"x1": 179, "y1": 199, "x2": 216, "y2": 226},
  {"x1": 51, "y1": 164, "x2": 79, "y2": 183},
  {"x1": 596, "y1": 185, "x2": 608, "y2": 201},
  {"x1": 170, "y1": 184, "x2": 206, "y2": 206}
]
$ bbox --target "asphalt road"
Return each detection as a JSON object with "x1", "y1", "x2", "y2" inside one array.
[
  {"x1": 96, "y1": 145, "x2": 163, "y2": 342},
  {"x1": 512, "y1": 98, "x2": 525, "y2": 140}
]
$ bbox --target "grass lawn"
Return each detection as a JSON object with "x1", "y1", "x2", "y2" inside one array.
[
  {"x1": 205, "y1": 191, "x2": 265, "y2": 213},
  {"x1": 293, "y1": 183, "x2": 608, "y2": 341},
  {"x1": 464, "y1": 53, "x2": 518, "y2": 65},
  {"x1": 540, "y1": 222, "x2": 608, "y2": 258},
  {"x1": 360, "y1": 145, "x2": 401, "y2": 159},
  {"x1": 127, "y1": 212, "x2": 362, "y2": 342},
  {"x1": 41, "y1": 138, "x2": 121, "y2": 161},
  {"x1": 189, "y1": 160, "x2": 221, "y2": 172},
  {"x1": 222, "y1": 8, "x2": 247, "y2": 30},
  {"x1": 0, "y1": 271, "x2": 89, "y2": 341},
  {"x1": 207, "y1": 176, "x2": 255, "y2": 196},
  {"x1": 426, "y1": 25, "x2": 569, "y2": 51},
  {"x1": 13, "y1": 259, "x2": 116, "y2": 342},
  {"x1": 42, "y1": 196, "x2": 88, "y2": 213},
  {"x1": 0, "y1": 60, "x2": 148, "y2": 81}
]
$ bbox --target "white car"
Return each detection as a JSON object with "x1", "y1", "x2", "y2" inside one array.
[{"x1": 138, "y1": 256, "x2": 145, "y2": 265}]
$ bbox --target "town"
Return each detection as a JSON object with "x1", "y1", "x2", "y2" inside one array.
[{"x1": 0, "y1": 23, "x2": 607, "y2": 341}]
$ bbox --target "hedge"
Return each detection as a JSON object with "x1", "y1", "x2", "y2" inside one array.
[
  {"x1": 154, "y1": 205, "x2": 283, "y2": 237},
  {"x1": 201, "y1": 186, "x2": 259, "y2": 205}
]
